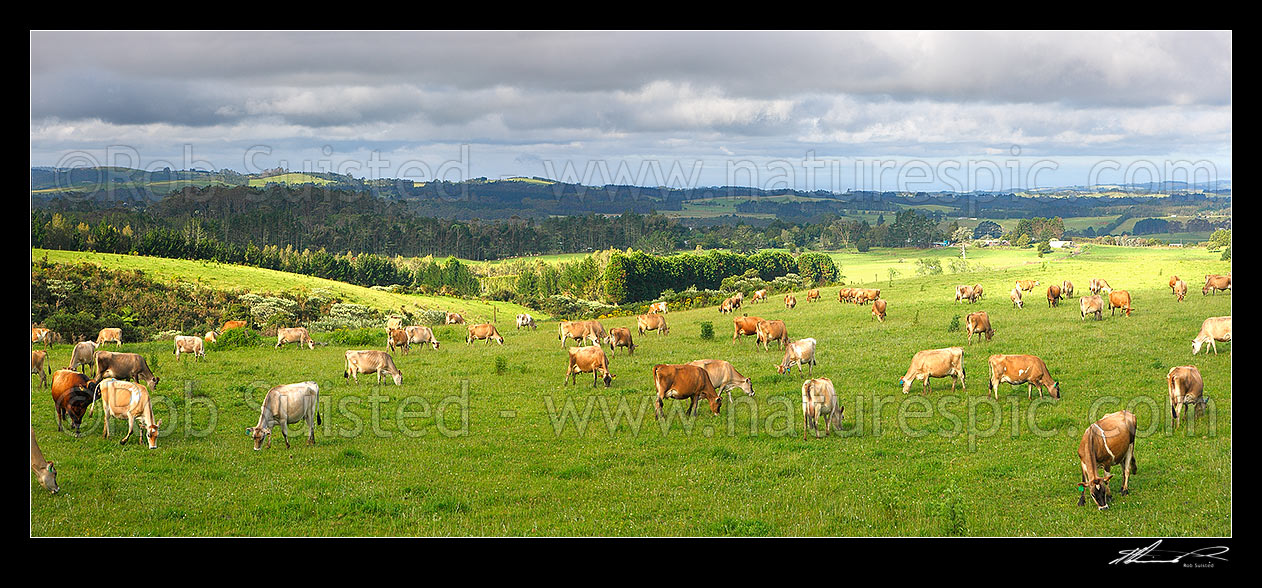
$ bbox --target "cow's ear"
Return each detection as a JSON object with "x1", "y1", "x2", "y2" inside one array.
[
  {"x1": 1102, "y1": 473, "x2": 1113, "y2": 482},
  {"x1": 245, "y1": 427, "x2": 253, "y2": 436}
]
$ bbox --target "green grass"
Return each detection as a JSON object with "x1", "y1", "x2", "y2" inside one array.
[
  {"x1": 30, "y1": 245, "x2": 1231, "y2": 536},
  {"x1": 246, "y1": 173, "x2": 334, "y2": 187},
  {"x1": 32, "y1": 249, "x2": 546, "y2": 323}
]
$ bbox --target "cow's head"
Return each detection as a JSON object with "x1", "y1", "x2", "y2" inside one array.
[
  {"x1": 707, "y1": 393, "x2": 722, "y2": 415},
  {"x1": 743, "y1": 377, "x2": 755, "y2": 397},
  {"x1": 1080, "y1": 474, "x2": 1113, "y2": 510},
  {"x1": 144, "y1": 419, "x2": 162, "y2": 449},
  {"x1": 1050, "y1": 381, "x2": 1061, "y2": 399},
  {"x1": 899, "y1": 377, "x2": 913, "y2": 395},
  {"x1": 1191, "y1": 339, "x2": 1204, "y2": 355},
  {"x1": 601, "y1": 371, "x2": 615, "y2": 387},
  {"x1": 35, "y1": 461, "x2": 58, "y2": 494},
  {"x1": 246, "y1": 425, "x2": 270, "y2": 451},
  {"x1": 147, "y1": 375, "x2": 160, "y2": 390},
  {"x1": 431, "y1": 340, "x2": 440, "y2": 350},
  {"x1": 390, "y1": 372, "x2": 403, "y2": 386}
]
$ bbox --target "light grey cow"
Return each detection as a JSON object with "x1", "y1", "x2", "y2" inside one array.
[{"x1": 246, "y1": 381, "x2": 321, "y2": 450}]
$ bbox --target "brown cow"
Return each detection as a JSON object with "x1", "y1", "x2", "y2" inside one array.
[
  {"x1": 806, "y1": 289, "x2": 820, "y2": 303},
  {"x1": 1080, "y1": 295, "x2": 1104, "y2": 321},
  {"x1": 972, "y1": 284, "x2": 984, "y2": 300},
  {"x1": 1089, "y1": 278, "x2": 1111, "y2": 295},
  {"x1": 387, "y1": 328, "x2": 410, "y2": 355},
  {"x1": 755, "y1": 319, "x2": 789, "y2": 351},
  {"x1": 204, "y1": 331, "x2": 218, "y2": 345},
  {"x1": 1202, "y1": 274, "x2": 1231, "y2": 295},
  {"x1": 637, "y1": 313, "x2": 669, "y2": 336},
  {"x1": 445, "y1": 312, "x2": 466, "y2": 325},
  {"x1": 50, "y1": 369, "x2": 95, "y2": 436},
  {"x1": 405, "y1": 325, "x2": 440, "y2": 350},
  {"x1": 1062, "y1": 280, "x2": 1074, "y2": 298},
  {"x1": 751, "y1": 289, "x2": 768, "y2": 303},
  {"x1": 1016, "y1": 279, "x2": 1040, "y2": 292},
  {"x1": 784, "y1": 294, "x2": 797, "y2": 309},
  {"x1": 32, "y1": 327, "x2": 55, "y2": 348},
  {"x1": 652, "y1": 363, "x2": 721, "y2": 419},
  {"x1": 344, "y1": 350, "x2": 403, "y2": 385},
  {"x1": 1173, "y1": 279, "x2": 1188, "y2": 302},
  {"x1": 1108, "y1": 290, "x2": 1132, "y2": 317},
  {"x1": 221, "y1": 320, "x2": 247, "y2": 332},
  {"x1": 899, "y1": 347, "x2": 965, "y2": 394},
  {"x1": 1010, "y1": 287, "x2": 1024, "y2": 309},
  {"x1": 871, "y1": 298, "x2": 887, "y2": 322},
  {"x1": 466, "y1": 323, "x2": 505, "y2": 345},
  {"x1": 566, "y1": 345, "x2": 614, "y2": 387},
  {"x1": 92, "y1": 379, "x2": 161, "y2": 448},
  {"x1": 776, "y1": 338, "x2": 817, "y2": 376},
  {"x1": 1168, "y1": 276, "x2": 1180, "y2": 294},
  {"x1": 606, "y1": 327, "x2": 636, "y2": 355},
  {"x1": 955, "y1": 285, "x2": 975, "y2": 303},
  {"x1": 1191, "y1": 316, "x2": 1231, "y2": 355},
  {"x1": 1046, "y1": 284, "x2": 1062, "y2": 307},
  {"x1": 1077, "y1": 410, "x2": 1137, "y2": 510},
  {"x1": 802, "y1": 378, "x2": 843, "y2": 440},
  {"x1": 31, "y1": 426, "x2": 59, "y2": 494},
  {"x1": 965, "y1": 311, "x2": 993, "y2": 344},
  {"x1": 96, "y1": 327, "x2": 123, "y2": 347},
  {"x1": 837, "y1": 288, "x2": 853, "y2": 303},
  {"x1": 988, "y1": 354, "x2": 1060, "y2": 400},
  {"x1": 733, "y1": 315, "x2": 763, "y2": 343},
  {"x1": 854, "y1": 288, "x2": 880, "y2": 306},
  {"x1": 94, "y1": 350, "x2": 159, "y2": 390},
  {"x1": 275, "y1": 327, "x2": 315, "y2": 349},
  {"x1": 559, "y1": 320, "x2": 590, "y2": 347},
  {"x1": 1167, "y1": 365, "x2": 1206, "y2": 428},
  {"x1": 719, "y1": 298, "x2": 735, "y2": 314},
  {"x1": 32, "y1": 350, "x2": 50, "y2": 388}
]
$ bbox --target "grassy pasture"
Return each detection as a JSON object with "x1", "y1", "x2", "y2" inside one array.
[{"x1": 30, "y1": 245, "x2": 1231, "y2": 536}]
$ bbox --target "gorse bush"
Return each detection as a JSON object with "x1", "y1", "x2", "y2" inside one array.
[
  {"x1": 700, "y1": 322, "x2": 715, "y2": 340},
  {"x1": 210, "y1": 327, "x2": 265, "y2": 350}
]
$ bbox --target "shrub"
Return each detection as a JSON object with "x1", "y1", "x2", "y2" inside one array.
[
  {"x1": 947, "y1": 315, "x2": 961, "y2": 332},
  {"x1": 324, "y1": 328, "x2": 385, "y2": 346},
  {"x1": 915, "y1": 258, "x2": 943, "y2": 276},
  {"x1": 700, "y1": 321, "x2": 715, "y2": 340},
  {"x1": 211, "y1": 327, "x2": 265, "y2": 350},
  {"x1": 306, "y1": 303, "x2": 381, "y2": 331}
]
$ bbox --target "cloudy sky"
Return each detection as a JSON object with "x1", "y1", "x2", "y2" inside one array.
[{"x1": 30, "y1": 30, "x2": 1231, "y2": 191}]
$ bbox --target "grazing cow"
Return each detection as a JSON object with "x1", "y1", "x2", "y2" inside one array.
[
  {"x1": 1173, "y1": 279, "x2": 1188, "y2": 302},
  {"x1": 445, "y1": 312, "x2": 465, "y2": 325},
  {"x1": 719, "y1": 298, "x2": 735, "y2": 314},
  {"x1": 275, "y1": 327, "x2": 315, "y2": 349},
  {"x1": 965, "y1": 311, "x2": 994, "y2": 344},
  {"x1": 246, "y1": 381, "x2": 321, "y2": 450},
  {"x1": 806, "y1": 289, "x2": 820, "y2": 303},
  {"x1": 204, "y1": 331, "x2": 218, "y2": 345},
  {"x1": 515, "y1": 313, "x2": 537, "y2": 330},
  {"x1": 751, "y1": 289, "x2": 768, "y2": 303},
  {"x1": 837, "y1": 288, "x2": 853, "y2": 303},
  {"x1": 784, "y1": 294, "x2": 797, "y2": 310},
  {"x1": 50, "y1": 369, "x2": 95, "y2": 436},
  {"x1": 649, "y1": 302, "x2": 668, "y2": 314},
  {"x1": 173, "y1": 335, "x2": 205, "y2": 360},
  {"x1": 91, "y1": 379, "x2": 160, "y2": 448},
  {"x1": 637, "y1": 313, "x2": 669, "y2": 336},
  {"x1": 221, "y1": 320, "x2": 247, "y2": 332},
  {"x1": 955, "y1": 285, "x2": 974, "y2": 303},
  {"x1": 1191, "y1": 316, "x2": 1231, "y2": 355},
  {"x1": 466, "y1": 323, "x2": 505, "y2": 345},
  {"x1": 32, "y1": 327, "x2": 56, "y2": 348},
  {"x1": 606, "y1": 327, "x2": 636, "y2": 355},
  {"x1": 755, "y1": 319, "x2": 789, "y2": 351},
  {"x1": 559, "y1": 320, "x2": 590, "y2": 347},
  {"x1": 731, "y1": 292, "x2": 744, "y2": 308},
  {"x1": 96, "y1": 327, "x2": 123, "y2": 347},
  {"x1": 566, "y1": 345, "x2": 615, "y2": 387},
  {"x1": 899, "y1": 347, "x2": 965, "y2": 394},
  {"x1": 972, "y1": 284, "x2": 984, "y2": 300},
  {"x1": 1080, "y1": 295, "x2": 1104, "y2": 321},
  {"x1": 1062, "y1": 280, "x2": 1074, "y2": 298},
  {"x1": 854, "y1": 288, "x2": 881, "y2": 306},
  {"x1": 652, "y1": 363, "x2": 721, "y2": 420},
  {"x1": 1015, "y1": 279, "x2": 1040, "y2": 292},
  {"x1": 988, "y1": 354, "x2": 1060, "y2": 400},
  {"x1": 70, "y1": 341, "x2": 97, "y2": 375},
  {"x1": 776, "y1": 338, "x2": 818, "y2": 376},
  {"x1": 94, "y1": 350, "x2": 159, "y2": 390},
  {"x1": 1108, "y1": 290, "x2": 1132, "y2": 317},
  {"x1": 1202, "y1": 274, "x2": 1231, "y2": 296},
  {"x1": 344, "y1": 350, "x2": 403, "y2": 385},
  {"x1": 1089, "y1": 278, "x2": 1111, "y2": 295},
  {"x1": 1077, "y1": 410, "x2": 1137, "y2": 510},
  {"x1": 31, "y1": 427, "x2": 58, "y2": 494},
  {"x1": 1047, "y1": 284, "x2": 1063, "y2": 307},
  {"x1": 688, "y1": 359, "x2": 753, "y2": 403},
  {"x1": 872, "y1": 298, "x2": 887, "y2": 322},
  {"x1": 32, "y1": 350, "x2": 50, "y2": 388},
  {"x1": 386, "y1": 316, "x2": 403, "y2": 330},
  {"x1": 1010, "y1": 287, "x2": 1024, "y2": 309},
  {"x1": 405, "y1": 325, "x2": 440, "y2": 350},
  {"x1": 1167, "y1": 365, "x2": 1206, "y2": 428},
  {"x1": 733, "y1": 315, "x2": 764, "y2": 343},
  {"x1": 387, "y1": 328, "x2": 410, "y2": 355},
  {"x1": 802, "y1": 378, "x2": 843, "y2": 440},
  {"x1": 582, "y1": 320, "x2": 609, "y2": 346},
  {"x1": 1168, "y1": 276, "x2": 1180, "y2": 294}
]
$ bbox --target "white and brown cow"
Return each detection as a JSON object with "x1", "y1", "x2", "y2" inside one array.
[
  {"x1": 173, "y1": 335, "x2": 205, "y2": 360},
  {"x1": 387, "y1": 328, "x2": 410, "y2": 355},
  {"x1": 445, "y1": 312, "x2": 466, "y2": 325},
  {"x1": 1192, "y1": 316, "x2": 1231, "y2": 355},
  {"x1": 276, "y1": 327, "x2": 315, "y2": 349},
  {"x1": 91, "y1": 378, "x2": 160, "y2": 448},
  {"x1": 987, "y1": 354, "x2": 1060, "y2": 400},
  {"x1": 648, "y1": 302, "x2": 668, "y2": 314},
  {"x1": 344, "y1": 350, "x2": 403, "y2": 385},
  {"x1": 801, "y1": 377, "x2": 843, "y2": 440},
  {"x1": 1077, "y1": 410, "x2": 1137, "y2": 510},
  {"x1": 246, "y1": 381, "x2": 321, "y2": 450},
  {"x1": 899, "y1": 347, "x2": 965, "y2": 394},
  {"x1": 776, "y1": 338, "x2": 817, "y2": 377},
  {"x1": 1167, "y1": 365, "x2": 1206, "y2": 428},
  {"x1": 515, "y1": 313, "x2": 537, "y2": 330},
  {"x1": 688, "y1": 359, "x2": 754, "y2": 403},
  {"x1": 1010, "y1": 287, "x2": 1024, "y2": 309}
]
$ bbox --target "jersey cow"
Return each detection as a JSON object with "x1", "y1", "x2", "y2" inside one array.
[
  {"x1": 247, "y1": 381, "x2": 321, "y2": 450},
  {"x1": 606, "y1": 327, "x2": 636, "y2": 355},
  {"x1": 784, "y1": 294, "x2": 797, "y2": 309},
  {"x1": 91, "y1": 379, "x2": 160, "y2": 448},
  {"x1": 1089, "y1": 278, "x2": 1111, "y2": 295},
  {"x1": 565, "y1": 345, "x2": 615, "y2": 387},
  {"x1": 96, "y1": 327, "x2": 123, "y2": 347},
  {"x1": 806, "y1": 289, "x2": 820, "y2": 303},
  {"x1": 732, "y1": 315, "x2": 763, "y2": 344},
  {"x1": 1191, "y1": 316, "x2": 1231, "y2": 355},
  {"x1": 965, "y1": 311, "x2": 993, "y2": 344},
  {"x1": 70, "y1": 341, "x2": 97, "y2": 375},
  {"x1": 405, "y1": 325, "x2": 440, "y2": 350},
  {"x1": 51, "y1": 369, "x2": 95, "y2": 436},
  {"x1": 466, "y1": 323, "x2": 505, "y2": 345},
  {"x1": 174, "y1": 335, "x2": 205, "y2": 360},
  {"x1": 1077, "y1": 410, "x2": 1137, "y2": 510},
  {"x1": 344, "y1": 350, "x2": 403, "y2": 385},
  {"x1": 900, "y1": 347, "x2": 965, "y2": 394},
  {"x1": 637, "y1": 313, "x2": 669, "y2": 336},
  {"x1": 688, "y1": 359, "x2": 754, "y2": 403},
  {"x1": 32, "y1": 350, "x2": 50, "y2": 388},
  {"x1": 387, "y1": 328, "x2": 410, "y2": 355},
  {"x1": 31, "y1": 427, "x2": 58, "y2": 494},
  {"x1": 1202, "y1": 274, "x2": 1231, "y2": 296},
  {"x1": 756, "y1": 319, "x2": 789, "y2": 351},
  {"x1": 276, "y1": 327, "x2": 315, "y2": 349},
  {"x1": 1108, "y1": 290, "x2": 1132, "y2": 317},
  {"x1": 652, "y1": 363, "x2": 721, "y2": 420},
  {"x1": 1047, "y1": 284, "x2": 1062, "y2": 307},
  {"x1": 1080, "y1": 295, "x2": 1104, "y2": 321},
  {"x1": 94, "y1": 350, "x2": 159, "y2": 390},
  {"x1": 1015, "y1": 279, "x2": 1040, "y2": 292},
  {"x1": 1167, "y1": 365, "x2": 1206, "y2": 428},
  {"x1": 776, "y1": 338, "x2": 818, "y2": 376},
  {"x1": 1173, "y1": 279, "x2": 1188, "y2": 302},
  {"x1": 1010, "y1": 287, "x2": 1024, "y2": 309},
  {"x1": 988, "y1": 354, "x2": 1060, "y2": 400},
  {"x1": 872, "y1": 299, "x2": 887, "y2": 322},
  {"x1": 801, "y1": 378, "x2": 843, "y2": 440},
  {"x1": 515, "y1": 313, "x2": 537, "y2": 330}
]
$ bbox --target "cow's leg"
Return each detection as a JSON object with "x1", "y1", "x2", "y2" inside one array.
[
  {"x1": 281, "y1": 421, "x2": 290, "y2": 449},
  {"x1": 121, "y1": 416, "x2": 134, "y2": 445},
  {"x1": 686, "y1": 395, "x2": 698, "y2": 417},
  {"x1": 1120, "y1": 445, "x2": 1134, "y2": 495},
  {"x1": 53, "y1": 398, "x2": 64, "y2": 432},
  {"x1": 654, "y1": 395, "x2": 665, "y2": 420}
]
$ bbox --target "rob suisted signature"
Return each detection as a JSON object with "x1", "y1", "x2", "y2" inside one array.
[{"x1": 1110, "y1": 540, "x2": 1229, "y2": 566}]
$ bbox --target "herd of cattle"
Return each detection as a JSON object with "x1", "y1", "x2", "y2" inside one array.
[{"x1": 31, "y1": 271, "x2": 1230, "y2": 511}]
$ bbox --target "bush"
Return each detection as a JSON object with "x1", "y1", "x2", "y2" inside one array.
[
  {"x1": 700, "y1": 321, "x2": 715, "y2": 340},
  {"x1": 306, "y1": 303, "x2": 381, "y2": 331},
  {"x1": 915, "y1": 258, "x2": 943, "y2": 276},
  {"x1": 211, "y1": 327, "x2": 265, "y2": 350},
  {"x1": 796, "y1": 252, "x2": 839, "y2": 286},
  {"x1": 947, "y1": 315, "x2": 961, "y2": 333},
  {"x1": 323, "y1": 328, "x2": 385, "y2": 347}
]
